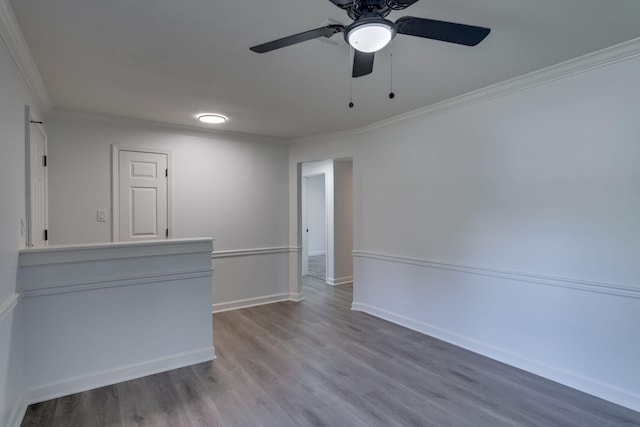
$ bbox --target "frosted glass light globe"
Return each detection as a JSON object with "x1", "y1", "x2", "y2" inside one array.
[{"x1": 348, "y1": 24, "x2": 393, "y2": 52}]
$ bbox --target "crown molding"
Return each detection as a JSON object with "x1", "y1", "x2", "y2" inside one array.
[
  {"x1": 0, "y1": 0, "x2": 52, "y2": 114},
  {"x1": 49, "y1": 109, "x2": 288, "y2": 145},
  {"x1": 293, "y1": 36, "x2": 640, "y2": 145}
]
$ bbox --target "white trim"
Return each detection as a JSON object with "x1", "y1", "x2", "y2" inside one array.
[
  {"x1": 25, "y1": 346, "x2": 215, "y2": 405},
  {"x1": 6, "y1": 392, "x2": 27, "y2": 427},
  {"x1": 1, "y1": 291, "x2": 24, "y2": 427},
  {"x1": 353, "y1": 251, "x2": 640, "y2": 299},
  {"x1": 288, "y1": 292, "x2": 305, "y2": 302},
  {"x1": 21, "y1": 268, "x2": 213, "y2": 298},
  {"x1": 308, "y1": 251, "x2": 327, "y2": 257},
  {"x1": 326, "y1": 275, "x2": 353, "y2": 286},
  {"x1": 0, "y1": 292, "x2": 19, "y2": 323},
  {"x1": 293, "y1": 37, "x2": 640, "y2": 145},
  {"x1": 0, "y1": 0, "x2": 52, "y2": 113},
  {"x1": 351, "y1": 302, "x2": 640, "y2": 412},
  {"x1": 18, "y1": 238, "x2": 213, "y2": 266},
  {"x1": 212, "y1": 246, "x2": 294, "y2": 259},
  {"x1": 111, "y1": 145, "x2": 172, "y2": 242},
  {"x1": 24, "y1": 106, "x2": 48, "y2": 248},
  {"x1": 212, "y1": 293, "x2": 291, "y2": 313}
]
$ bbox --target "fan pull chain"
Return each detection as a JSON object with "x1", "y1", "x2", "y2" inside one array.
[
  {"x1": 349, "y1": 46, "x2": 354, "y2": 108},
  {"x1": 389, "y1": 40, "x2": 395, "y2": 99}
]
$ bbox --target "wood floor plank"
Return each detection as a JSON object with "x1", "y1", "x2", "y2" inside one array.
[
  {"x1": 21, "y1": 275, "x2": 640, "y2": 427},
  {"x1": 87, "y1": 384, "x2": 120, "y2": 426},
  {"x1": 19, "y1": 400, "x2": 57, "y2": 427}
]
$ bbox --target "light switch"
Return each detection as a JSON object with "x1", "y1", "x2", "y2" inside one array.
[{"x1": 97, "y1": 209, "x2": 107, "y2": 222}]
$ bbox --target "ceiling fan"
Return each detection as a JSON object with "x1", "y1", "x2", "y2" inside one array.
[{"x1": 250, "y1": 0, "x2": 491, "y2": 78}]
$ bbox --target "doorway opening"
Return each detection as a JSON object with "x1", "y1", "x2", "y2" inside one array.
[{"x1": 300, "y1": 159, "x2": 353, "y2": 289}]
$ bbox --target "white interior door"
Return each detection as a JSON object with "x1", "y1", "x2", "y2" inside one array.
[
  {"x1": 26, "y1": 116, "x2": 48, "y2": 247},
  {"x1": 116, "y1": 149, "x2": 168, "y2": 241},
  {"x1": 302, "y1": 176, "x2": 309, "y2": 276}
]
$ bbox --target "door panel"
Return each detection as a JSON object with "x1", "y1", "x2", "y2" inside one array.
[
  {"x1": 28, "y1": 120, "x2": 48, "y2": 247},
  {"x1": 118, "y1": 150, "x2": 168, "y2": 241},
  {"x1": 131, "y1": 187, "x2": 158, "y2": 237}
]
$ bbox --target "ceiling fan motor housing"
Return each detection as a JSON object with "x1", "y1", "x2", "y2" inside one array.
[{"x1": 338, "y1": 0, "x2": 418, "y2": 20}]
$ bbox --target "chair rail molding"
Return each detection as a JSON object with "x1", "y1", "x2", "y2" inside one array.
[
  {"x1": 211, "y1": 246, "x2": 295, "y2": 259},
  {"x1": 352, "y1": 251, "x2": 640, "y2": 299}
]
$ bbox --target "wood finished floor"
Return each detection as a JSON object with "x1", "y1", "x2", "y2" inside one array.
[
  {"x1": 307, "y1": 254, "x2": 326, "y2": 280},
  {"x1": 22, "y1": 276, "x2": 640, "y2": 427}
]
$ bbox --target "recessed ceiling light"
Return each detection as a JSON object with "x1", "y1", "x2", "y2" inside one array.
[{"x1": 197, "y1": 114, "x2": 227, "y2": 124}]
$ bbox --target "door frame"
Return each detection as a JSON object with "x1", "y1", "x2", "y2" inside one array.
[
  {"x1": 24, "y1": 106, "x2": 48, "y2": 247},
  {"x1": 301, "y1": 175, "x2": 309, "y2": 276},
  {"x1": 111, "y1": 145, "x2": 172, "y2": 242}
]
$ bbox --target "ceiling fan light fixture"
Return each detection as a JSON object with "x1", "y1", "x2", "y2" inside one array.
[
  {"x1": 346, "y1": 18, "x2": 396, "y2": 53},
  {"x1": 197, "y1": 114, "x2": 227, "y2": 124}
]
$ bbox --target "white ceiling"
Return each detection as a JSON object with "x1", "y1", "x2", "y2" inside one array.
[{"x1": 9, "y1": 0, "x2": 640, "y2": 139}]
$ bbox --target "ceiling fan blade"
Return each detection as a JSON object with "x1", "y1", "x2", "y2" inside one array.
[
  {"x1": 352, "y1": 50, "x2": 374, "y2": 78},
  {"x1": 250, "y1": 25, "x2": 344, "y2": 53},
  {"x1": 396, "y1": 16, "x2": 490, "y2": 46},
  {"x1": 328, "y1": 0, "x2": 354, "y2": 7},
  {"x1": 388, "y1": 0, "x2": 420, "y2": 8}
]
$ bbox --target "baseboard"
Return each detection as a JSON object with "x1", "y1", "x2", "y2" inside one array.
[
  {"x1": 212, "y1": 293, "x2": 291, "y2": 313},
  {"x1": 326, "y1": 276, "x2": 353, "y2": 286},
  {"x1": 288, "y1": 292, "x2": 305, "y2": 302},
  {"x1": 1, "y1": 293, "x2": 24, "y2": 427},
  {"x1": 0, "y1": 292, "x2": 19, "y2": 323},
  {"x1": 352, "y1": 302, "x2": 640, "y2": 413},
  {"x1": 25, "y1": 346, "x2": 215, "y2": 405},
  {"x1": 7, "y1": 392, "x2": 28, "y2": 427}
]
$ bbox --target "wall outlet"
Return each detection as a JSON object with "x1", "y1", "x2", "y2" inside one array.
[{"x1": 97, "y1": 209, "x2": 107, "y2": 222}]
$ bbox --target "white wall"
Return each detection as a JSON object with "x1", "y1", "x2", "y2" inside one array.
[
  {"x1": 290, "y1": 45, "x2": 640, "y2": 411},
  {"x1": 306, "y1": 174, "x2": 326, "y2": 256},
  {"x1": 18, "y1": 239, "x2": 214, "y2": 404},
  {"x1": 0, "y1": 28, "x2": 41, "y2": 427},
  {"x1": 333, "y1": 159, "x2": 353, "y2": 284},
  {"x1": 46, "y1": 119, "x2": 291, "y2": 307}
]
